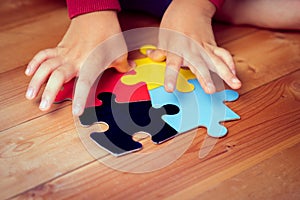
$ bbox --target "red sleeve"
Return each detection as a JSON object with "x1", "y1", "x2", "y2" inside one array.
[
  {"x1": 66, "y1": 0, "x2": 121, "y2": 19},
  {"x1": 210, "y1": 0, "x2": 225, "y2": 9}
]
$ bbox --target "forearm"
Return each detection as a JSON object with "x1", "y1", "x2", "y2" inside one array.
[{"x1": 171, "y1": 0, "x2": 217, "y2": 18}]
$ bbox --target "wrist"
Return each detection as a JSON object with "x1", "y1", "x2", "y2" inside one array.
[
  {"x1": 172, "y1": 0, "x2": 216, "y2": 18},
  {"x1": 72, "y1": 11, "x2": 121, "y2": 36}
]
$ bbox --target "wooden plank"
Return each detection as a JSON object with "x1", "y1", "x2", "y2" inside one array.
[
  {"x1": 1, "y1": 9, "x2": 299, "y2": 199},
  {"x1": 0, "y1": 0, "x2": 65, "y2": 31},
  {"x1": 0, "y1": 106, "x2": 96, "y2": 200},
  {"x1": 0, "y1": 66, "x2": 71, "y2": 131},
  {"x1": 213, "y1": 24, "x2": 258, "y2": 45},
  {"x1": 193, "y1": 142, "x2": 300, "y2": 200},
  {"x1": 225, "y1": 30, "x2": 300, "y2": 94},
  {"x1": 0, "y1": 8, "x2": 69, "y2": 74},
  {"x1": 10, "y1": 70, "x2": 300, "y2": 199}
]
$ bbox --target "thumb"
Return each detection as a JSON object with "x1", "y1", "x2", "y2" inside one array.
[
  {"x1": 146, "y1": 49, "x2": 166, "y2": 62},
  {"x1": 110, "y1": 54, "x2": 134, "y2": 73}
]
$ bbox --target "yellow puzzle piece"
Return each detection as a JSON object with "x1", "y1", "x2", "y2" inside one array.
[{"x1": 121, "y1": 57, "x2": 196, "y2": 92}]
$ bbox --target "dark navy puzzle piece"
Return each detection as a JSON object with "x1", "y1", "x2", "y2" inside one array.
[{"x1": 79, "y1": 92, "x2": 179, "y2": 156}]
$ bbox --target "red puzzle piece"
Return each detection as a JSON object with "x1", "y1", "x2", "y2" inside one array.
[{"x1": 54, "y1": 68, "x2": 150, "y2": 107}]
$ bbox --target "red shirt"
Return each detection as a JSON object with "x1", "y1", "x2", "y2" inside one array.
[{"x1": 67, "y1": 0, "x2": 224, "y2": 19}]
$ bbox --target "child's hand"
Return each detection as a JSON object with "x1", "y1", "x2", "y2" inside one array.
[
  {"x1": 147, "y1": 0, "x2": 241, "y2": 93},
  {"x1": 25, "y1": 11, "x2": 131, "y2": 116}
]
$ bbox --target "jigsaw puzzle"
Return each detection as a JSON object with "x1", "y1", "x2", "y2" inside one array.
[
  {"x1": 55, "y1": 45, "x2": 240, "y2": 156},
  {"x1": 149, "y1": 79, "x2": 240, "y2": 137},
  {"x1": 121, "y1": 57, "x2": 196, "y2": 92},
  {"x1": 79, "y1": 92, "x2": 180, "y2": 156},
  {"x1": 54, "y1": 68, "x2": 150, "y2": 107}
]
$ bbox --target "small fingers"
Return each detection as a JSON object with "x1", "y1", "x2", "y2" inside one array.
[
  {"x1": 26, "y1": 58, "x2": 62, "y2": 100},
  {"x1": 213, "y1": 47, "x2": 236, "y2": 75},
  {"x1": 25, "y1": 48, "x2": 58, "y2": 76},
  {"x1": 164, "y1": 53, "x2": 183, "y2": 92},
  {"x1": 39, "y1": 65, "x2": 76, "y2": 111},
  {"x1": 147, "y1": 49, "x2": 166, "y2": 62},
  {"x1": 184, "y1": 54, "x2": 216, "y2": 94},
  {"x1": 72, "y1": 77, "x2": 94, "y2": 116},
  {"x1": 72, "y1": 66, "x2": 104, "y2": 116},
  {"x1": 190, "y1": 65, "x2": 216, "y2": 94},
  {"x1": 206, "y1": 50, "x2": 241, "y2": 90}
]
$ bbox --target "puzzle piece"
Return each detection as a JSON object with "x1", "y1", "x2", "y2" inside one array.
[
  {"x1": 79, "y1": 92, "x2": 179, "y2": 156},
  {"x1": 54, "y1": 68, "x2": 150, "y2": 107},
  {"x1": 121, "y1": 57, "x2": 196, "y2": 92},
  {"x1": 149, "y1": 79, "x2": 240, "y2": 137}
]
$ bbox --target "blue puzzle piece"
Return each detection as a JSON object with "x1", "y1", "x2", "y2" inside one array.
[{"x1": 149, "y1": 79, "x2": 240, "y2": 137}]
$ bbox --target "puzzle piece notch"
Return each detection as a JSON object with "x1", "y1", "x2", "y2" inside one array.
[
  {"x1": 149, "y1": 79, "x2": 240, "y2": 138},
  {"x1": 54, "y1": 68, "x2": 150, "y2": 107},
  {"x1": 121, "y1": 57, "x2": 196, "y2": 92},
  {"x1": 79, "y1": 92, "x2": 180, "y2": 156}
]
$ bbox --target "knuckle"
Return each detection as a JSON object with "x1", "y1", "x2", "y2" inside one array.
[
  {"x1": 42, "y1": 88, "x2": 54, "y2": 97},
  {"x1": 222, "y1": 49, "x2": 232, "y2": 57},
  {"x1": 40, "y1": 61, "x2": 55, "y2": 71},
  {"x1": 30, "y1": 70, "x2": 46, "y2": 83},
  {"x1": 219, "y1": 69, "x2": 234, "y2": 80},
  {"x1": 167, "y1": 57, "x2": 182, "y2": 66},
  {"x1": 52, "y1": 68, "x2": 65, "y2": 80},
  {"x1": 166, "y1": 60, "x2": 180, "y2": 67},
  {"x1": 215, "y1": 47, "x2": 231, "y2": 57},
  {"x1": 153, "y1": 50, "x2": 166, "y2": 60},
  {"x1": 77, "y1": 78, "x2": 93, "y2": 89},
  {"x1": 30, "y1": 58, "x2": 39, "y2": 66},
  {"x1": 40, "y1": 49, "x2": 50, "y2": 57}
]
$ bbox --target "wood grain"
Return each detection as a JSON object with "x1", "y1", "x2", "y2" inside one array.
[
  {"x1": 0, "y1": 8, "x2": 69, "y2": 74},
  {"x1": 12, "y1": 70, "x2": 300, "y2": 200},
  {"x1": 194, "y1": 142, "x2": 300, "y2": 200},
  {"x1": 0, "y1": 66, "x2": 71, "y2": 131},
  {"x1": 1, "y1": 28, "x2": 299, "y2": 200},
  {"x1": 213, "y1": 23, "x2": 258, "y2": 45},
  {"x1": 228, "y1": 30, "x2": 300, "y2": 94},
  {"x1": 0, "y1": 0, "x2": 65, "y2": 31},
  {"x1": 1, "y1": 2, "x2": 300, "y2": 199},
  {"x1": 0, "y1": 106, "x2": 95, "y2": 200}
]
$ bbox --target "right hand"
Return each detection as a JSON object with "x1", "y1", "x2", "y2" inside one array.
[
  {"x1": 147, "y1": 0, "x2": 241, "y2": 94},
  {"x1": 25, "y1": 11, "x2": 132, "y2": 116}
]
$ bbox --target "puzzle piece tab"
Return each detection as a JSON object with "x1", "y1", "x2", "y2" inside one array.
[
  {"x1": 149, "y1": 79, "x2": 240, "y2": 138},
  {"x1": 54, "y1": 68, "x2": 150, "y2": 107},
  {"x1": 121, "y1": 57, "x2": 196, "y2": 92},
  {"x1": 79, "y1": 92, "x2": 179, "y2": 156}
]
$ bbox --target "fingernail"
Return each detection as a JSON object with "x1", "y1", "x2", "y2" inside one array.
[
  {"x1": 25, "y1": 67, "x2": 31, "y2": 75},
  {"x1": 207, "y1": 83, "x2": 216, "y2": 93},
  {"x1": 166, "y1": 82, "x2": 174, "y2": 92},
  {"x1": 146, "y1": 49, "x2": 153, "y2": 55},
  {"x1": 26, "y1": 87, "x2": 34, "y2": 99},
  {"x1": 72, "y1": 103, "x2": 82, "y2": 116},
  {"x1": 39, "y1": 97, "x2": 49, "y2": 110},
  {"x1": 231, "y1": 69, "x2": 236, "y2": 75},
  {"x1": 231, "y1": 77, "x2": 241, "y2": 84}
]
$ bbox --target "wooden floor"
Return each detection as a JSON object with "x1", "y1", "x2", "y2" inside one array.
[{"x1": 1, "y1": 1, "x2": 300, "y2": 199}]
